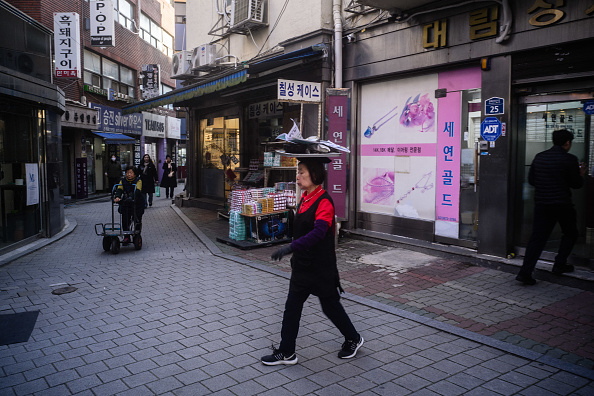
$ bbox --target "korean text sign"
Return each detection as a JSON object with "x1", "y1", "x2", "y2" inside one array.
[
  {"x1": 278, "y1": 79, "x2": 321, "y2": 103},
  {"x1": 54, "y1": 13, "x2": 81, "y2": 78},
  {"x1": 90, "y1": 103, "x2": 143, "y2": 135},
  {"x1": 90, "y1": 0, "x2": 115, "y2": 46},
  {"x1": 326, "y1": 92, "x2": 349, "y2": 219}
]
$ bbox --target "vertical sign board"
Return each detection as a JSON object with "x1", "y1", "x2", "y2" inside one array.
[
  {"x1": 53, "y1": 13, "x2": 81, "y2": 78},
  {"x1": 141, "y1": 64, "x2": 161, "y2": 100},
  {"x1": 90, "y1": 0, "x2": 115, "y2": 46},
  {"x1": 326, "y1": 90, "x2": 349, "y2": 219},
  {"x1": 134, "y1": 142, "x2": 141, "y2": 167},
  {"x1": 75, "y1": 158, "x2": 88, "y2": 199}
]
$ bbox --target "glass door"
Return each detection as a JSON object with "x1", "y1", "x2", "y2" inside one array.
[
  {"x1": 517, "y1": 101, "x2": 592, "y2": 264},
  {"x1": 459, "y1": 89, "x2": 481, "y2": 242},
  {"x1": 199, "y1": 116, "x2": 240, "y2": 203}
]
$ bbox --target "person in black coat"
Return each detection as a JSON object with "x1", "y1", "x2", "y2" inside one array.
[
  {"x1": 160, "y1": 155, "x2": 178, "y2": 199},
  {"x1": 138, "y1": 154, "x2": 158, "y2": 208},
  {"x1": 516, "y1": 129, "x2": 586, "y2": 285}
]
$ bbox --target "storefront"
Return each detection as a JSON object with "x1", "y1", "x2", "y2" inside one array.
[
  {"x1": 90, "y1": 103, "x2": 142, "y2": 191},
  {"x1": 344, "y1": 0, "x2": 593, "y2": 262},
  {"x1": 61, "y1": 103, "x2": 99, "y2": 199},
  {"x1": 0, "y1": 1, "x2": 65, "y2": 249},
  {"x1": 123, "y1": 43, "x2": 331, "y2": 208}
]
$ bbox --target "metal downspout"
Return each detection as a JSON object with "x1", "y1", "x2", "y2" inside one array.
[{"x1": 333, "y1": 0, "x2": 342, "y2": 88}]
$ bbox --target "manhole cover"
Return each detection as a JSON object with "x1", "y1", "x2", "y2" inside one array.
[{"x1": 52, "y1": 286, "x2": 77, "y2": 295}]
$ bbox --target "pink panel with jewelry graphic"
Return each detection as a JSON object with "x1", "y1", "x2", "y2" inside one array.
[{"x1": 359, "y1": 74, "x2": 438, "y2": 221}]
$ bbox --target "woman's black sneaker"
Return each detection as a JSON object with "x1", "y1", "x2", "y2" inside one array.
[
  {"x1": 338, "y1": 335, "x2": 364, "y2": 359},
  {"x1": 261, "y1": 348, "x2": 298, "y2": 366},
  {"x1": 515, "y1": 274, "x2": 536, "y2": 285}
]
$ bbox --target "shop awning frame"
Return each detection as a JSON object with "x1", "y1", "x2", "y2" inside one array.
[
  {"x1": 92, "y1": 131, "x2": 137, "y2": 144},
  {"x1": 122, "y1": 44, "x2": 328, "y2": 115}
]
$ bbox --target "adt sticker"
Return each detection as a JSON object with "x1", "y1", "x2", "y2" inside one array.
[
  {"x1": 584, "y1": 100, "x2": 594, "y2": 115},
  {"x1": 480, "y1": 117, "x2": 502, "y2": 142}
]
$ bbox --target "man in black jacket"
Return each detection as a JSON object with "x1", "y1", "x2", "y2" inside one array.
[{"x1": 516, "y1": 129, "x2": 586, "y2": 285}]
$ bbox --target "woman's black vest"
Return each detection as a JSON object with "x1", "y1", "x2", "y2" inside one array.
[{"x1": 289, "y1": 191, "x2": 341, "y2": 296}]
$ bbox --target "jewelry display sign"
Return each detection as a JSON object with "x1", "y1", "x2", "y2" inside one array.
[
  {"x1": 326, "y1": 89, "x2": 350, "y2": 219},
  {"x1": 359, "y1": 74, "x2": 438, "y2": 221}
]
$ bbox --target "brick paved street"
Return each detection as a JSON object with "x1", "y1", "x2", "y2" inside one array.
[{"x1": 0, "y1": 195, "x2": 593, "y2": 395}]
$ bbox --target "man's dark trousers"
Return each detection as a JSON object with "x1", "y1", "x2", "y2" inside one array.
[{"x1": 519, "y1": 203, "x2": 578, "y2": 277}]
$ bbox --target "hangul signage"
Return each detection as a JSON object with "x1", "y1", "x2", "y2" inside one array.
[
  {"x1": 90, "y1": 103, "x2": 143, "y2": 135},
  {"x1": 248, "y1": 100, "x2": 284, "y2": 119},
  {"x1": 278, "y1": 79, "x2": 321, "y2": 103},
  {"x1": 90, "y1": 0, "x2": 115, "y2": 46},
  {"x1": 141, "y1": 64, "x2": 160, "y2": 100},
  {"x1": 53, "y1": 13, "x2": 81, "y2": 78},
  {"x1": 326, "y1": 90, "x2": 350, "y2": 219}
]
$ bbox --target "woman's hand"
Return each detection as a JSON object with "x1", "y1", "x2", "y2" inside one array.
[{"x1": 114, "y1": 197, "x2": 121, "y2": 203}]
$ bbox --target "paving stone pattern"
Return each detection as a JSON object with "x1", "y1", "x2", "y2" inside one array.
[
  {"x1": 0, "y1": 197, "x2": 591, "y2": 395},
  {"x1": 181, "y1": 206, "x2": 594, "y2": 371}
]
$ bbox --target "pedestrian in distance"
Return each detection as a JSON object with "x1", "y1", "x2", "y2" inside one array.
[
  {"x1": 160, "y1": 155, "x2": 177, "y2": 199},
  {"x1": 113, "y1": 166, "x2": 144, "y2": 244},
  {"x1": 104, "y1": 155, "x2": 122, "y2": 193},
  {"x1": 261, "y1": 158, "x2": 363, "y2": 366},
  {"x1": 138, "y1": 154, "x2": 158, "y2": 208},
  {"x1": 516, "y1": 129, "x2": 586, "y2": 285}
]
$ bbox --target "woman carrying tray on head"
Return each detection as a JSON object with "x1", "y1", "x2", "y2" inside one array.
[{"x1": 261, "y1": 157, "x2": 363, "y2": 365}]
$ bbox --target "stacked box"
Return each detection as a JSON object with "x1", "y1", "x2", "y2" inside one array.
[
  {"x1": 242, "y1": 201, "x2": 262, "y2": 215},
  {"x1": 267, "y1": 192, "x2": 288, "y2": 211},
  {"x1": 247, "y1": 211, "x2": 290, "y2": 243},
  {"x1": 249, "y1": 158, "x2": 260, "y2": 171},
  {"x1": 249, "y1": 188, "x2": 264, "y2": 201},
  {"x1": 273, "y1": 153, "x2": 281, "y2": 166},
  {"x1": 229, "y1": 189, "x2": 251, "y2": 212},
  {"x1": 258, "y1": 197, "x2": 274, "y2": 213},
  {"x1": 274, "y1": 182, "x2": 296, "y2": 191},
  {"x1": 280, "y1": 156, "x2": 297, "y2": 167},
  {"x1": 263, "y1": 152, "x2": 275, "y2": 167},
  {"x1": 285, "y1": 190, "x2": 297, "y2": 207},
  {"x1": 229, "y1": 210, "x2": 247, "y2": 240}
]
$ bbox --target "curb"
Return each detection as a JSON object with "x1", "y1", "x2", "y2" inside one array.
[
  {"x1": 171, "y1": 203, "x2": 594, "y2": 381},
  {"x1": 0, "y1": 218, "x2": 78, "y2": 268}
]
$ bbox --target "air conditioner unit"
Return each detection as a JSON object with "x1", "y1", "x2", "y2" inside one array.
[
  {"x1": 191, "y1": 45, "x2": 217, "y2": 68},
  {"x1": 0, "y1": 49, "x2": 52, "y2": 82},
  {"x1": 230, "y1": 0, "x2": 265, "y2": 29},
  {"x1": 171, "y1": 50, "x2": 192, "y2": 78}
]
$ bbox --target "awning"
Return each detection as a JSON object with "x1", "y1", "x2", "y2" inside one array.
[
  {"x1": 122, "y1": 69, "x2": 248, "y2": 114},
  {"x1": 92, "y1": 131, "x2": 137, "y2": 144},
  {"x1": 121, "y1": 44, "x2": 328, "y2": 115}
]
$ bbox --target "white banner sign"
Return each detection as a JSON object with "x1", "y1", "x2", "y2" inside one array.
[
  {"x1": 142, "y1": 112, "x2": 166, "y2": 138},
  {"x1": 278, "y1": 79, "x2": 321, "y2": 103},
  {"x1": 26, "y1": 163, "x2": 39, "y2": 206},
  {"x1": 54, "y1": 13, "x2": 81, "y2": 78},
  {"x1": 90, "y1": 0, "x2": 115, "y2": 46},
  {"x1": 166, "y1": 117, "x2": 181, "y2": 139}
]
